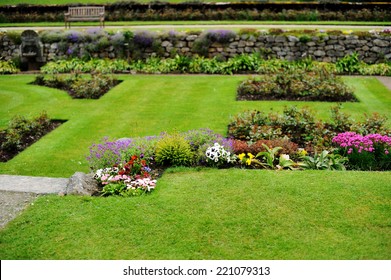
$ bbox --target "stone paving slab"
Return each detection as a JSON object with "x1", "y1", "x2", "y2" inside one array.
[
  {"x1": 0, "y1": 175, "x2": 68, "y2": 194},
  {"x1": 376, "y1": 76, "x2": 391, "y2": 91}
]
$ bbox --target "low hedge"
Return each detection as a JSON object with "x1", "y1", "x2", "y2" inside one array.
[{"x1": 0, "y1": 2, "x2": 390, "y2": 22}]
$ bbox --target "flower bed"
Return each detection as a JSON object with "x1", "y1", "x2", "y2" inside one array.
[
  {"x1": 87, "y1": 113, "x2": 391, "y2": 197},
  {"x1": 0, "y1": 112, "x2": 64, "y2": 162},
  {"x1": 236, "y1": 69, "x2": 357, "y2": 102},
  {"x1": 32, "y1": 74, "x2": 121, "y2": 99},
  {"x1": 38, "y1": 54, "x2": 391, "y2": 77}
]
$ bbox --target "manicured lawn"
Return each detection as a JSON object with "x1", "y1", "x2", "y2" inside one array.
[
  {"x1": 0, "y1": 168, "x2": 390, "y2": 260},
  {"x1": 1, "y1": 75, "x2": 390, "y2": 177},
  {"x1": 0, "y1": 21, "x2": 389, "y2": 32},
  {"x1": 0, "y1": 74, "x2": 390, "y2": 259}
]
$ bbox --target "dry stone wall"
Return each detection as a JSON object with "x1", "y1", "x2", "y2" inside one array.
[{"x1": 1, "y1": 32, "x2": 390, "y2": 64}]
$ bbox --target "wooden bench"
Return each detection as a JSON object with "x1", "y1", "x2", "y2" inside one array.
[{"x1": 65, "y1": 6, "x2": 105, "y2": 29}]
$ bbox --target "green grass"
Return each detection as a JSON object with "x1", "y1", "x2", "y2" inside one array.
[
  {"x1": 0, "y1": 21, "x2": 389, "y2": 32},
  {"x1": 0, "y1": 168, "x2": 390, "y2": 259},
  {"x1": 1, "y1": 74, "x2": 390, "y2": 259},
  {"x1": 1, "y1": 75, "x2": 390, "y2": 177}
]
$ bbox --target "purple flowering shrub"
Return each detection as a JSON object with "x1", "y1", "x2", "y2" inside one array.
[
  {"x1": 206, "y1": 30, "x2": 236, "y2": 44},
  {"x1": 333, "y1": 132, "x2": 391, "y2": 170},
  {"x1": 133, "y1": 31, "x2": 154, "y2": 48},
  {"x1": 87, "y1": 136, "x2": 160, "y2": 171}
]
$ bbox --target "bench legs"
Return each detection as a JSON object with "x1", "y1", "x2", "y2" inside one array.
[{"x1": 64, "y1": 21, "x2": 105, "y2": 29}]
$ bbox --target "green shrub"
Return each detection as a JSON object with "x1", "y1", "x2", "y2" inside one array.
[
  {"x1": 336, "y1": 52, "x2": 361, "y2": 74},
  {"x1": 0, "y1": 60, "x2": 18, "y2": 74},
  {"x1": 5, "y1": 31, "x2": 22, "y2": 44},
  {"x1": 155, "y1": 133, "x2": 194, "y2": 167}
]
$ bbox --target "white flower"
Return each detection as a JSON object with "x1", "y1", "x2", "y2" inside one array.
[{"x1": 281, "y1": 154, "x2": 290, "y2": 160}]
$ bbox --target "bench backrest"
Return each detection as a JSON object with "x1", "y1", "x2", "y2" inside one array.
[{"x1": 68, "y1": 6, "x2": 105, "y2": 17}]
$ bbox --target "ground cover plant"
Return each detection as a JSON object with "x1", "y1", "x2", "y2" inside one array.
[{"x1": 0, "y1": 74, "x2": 390, "y2": 259}]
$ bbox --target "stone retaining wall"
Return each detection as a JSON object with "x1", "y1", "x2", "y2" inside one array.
[{"x1": 1, "y1": 32, "x2": 390, "y2": 64}]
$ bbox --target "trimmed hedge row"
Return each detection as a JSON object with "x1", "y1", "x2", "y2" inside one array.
[{"x1": 0, "y1": 2, "x2": 390, "y2": 22}]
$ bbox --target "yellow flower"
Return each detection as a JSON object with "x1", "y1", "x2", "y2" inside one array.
[
  {"x1": 297, "y1": 148, "x2": 307, "y2": 157},
  {"x1": 247, "y1": 153, "x2": 255, "y2": 159},
  {"x1": 246, "y1": 158, "x2": 252, "y2": 165},
  {"x1": 238, "y1": 153, "x2": 246, "y2": 161}
]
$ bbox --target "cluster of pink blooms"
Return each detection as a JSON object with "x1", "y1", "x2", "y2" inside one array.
[
  {"x1": 94, "y1": 167, "x2": 156, "y2": 192},
  {"x1": 332, "y1": 132, "x2": 391, "y2": 155}
]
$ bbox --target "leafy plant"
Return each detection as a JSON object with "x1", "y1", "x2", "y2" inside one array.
[
  {"x1": 336, "y1": 52, "x2": 361, "y2": 74},
  {"x1": 0, "y1": 60, "x2": 19, "y2": 74},
  {"x1": 277, "y1": 154, "x2": 297, "y2": 170},
  {"x1": 300, "y1": 150, "x2": 347, "y2": 170},
  {"x1": 256, "y1": 144, "x2": 282, "y2": 169}
]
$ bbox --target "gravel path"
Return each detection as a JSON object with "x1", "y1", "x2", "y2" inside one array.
[
  {"x1": 0, "y1": 175, "x2": 68, "y2": 229},
  {"x1": 0, "y1": 191, "x2": 39, "y2": 229},
  {"x1": 0, "y1": 76, "x2": 390, "y2": 230},
  {"x1": 377, "y1": 76, "x2": 391, "y2": 91}
]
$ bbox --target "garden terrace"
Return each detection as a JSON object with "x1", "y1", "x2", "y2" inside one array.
[{"x1": 1, "y1": 29, "x2": 390, "y2": 64}]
